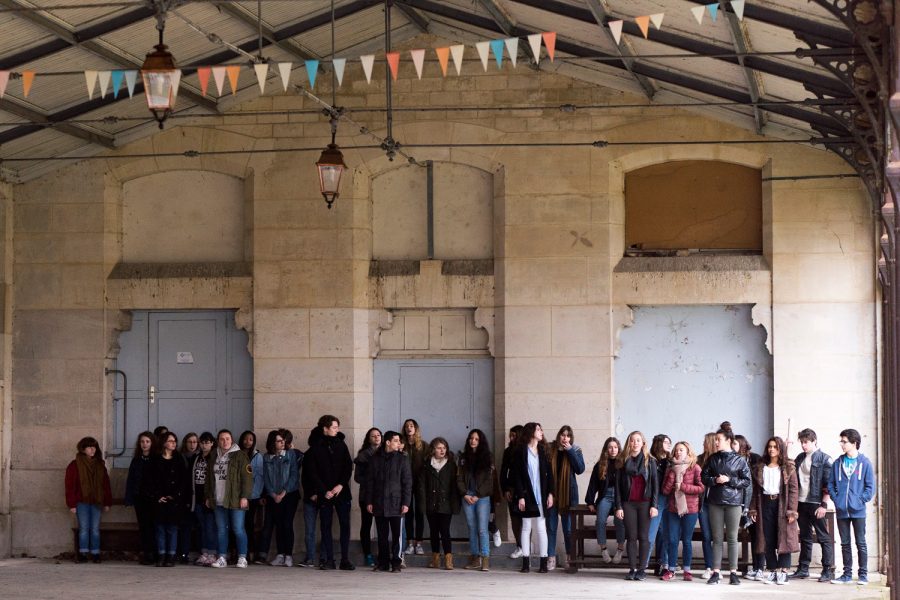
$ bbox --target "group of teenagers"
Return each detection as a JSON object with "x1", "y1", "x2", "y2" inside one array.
[{"x1": 64, "y1": 416, "x2": 875, "y2": 586}]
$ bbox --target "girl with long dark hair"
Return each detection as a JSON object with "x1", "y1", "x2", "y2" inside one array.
[
  {"x1": 585, "y1": 436, "x2": 625, "y2": 563},
  {"x1": 260, "y1": 429, "x2": 301, "y2": 567},
  {"x1": 65, "y1": 437, "x2": 112, "y2": 563},
  {"x1": 697, "y1": 431, "x2": 718, "y2": 578},
  {"x1": 512, "y1": 422, "x2": 555, "y2": 574},
  {"x1": 125, "y1": 431, "x2": 157, "y2": 565},
  {"x1": 176, "y1": 432, "x2": 199, "y2": 564},
  {"x1": 614, "y1": 430, "x2": 659, "y2": 581},
  {"x1": 546, "y1": 425, "x2": 585, "y2": 570},
  {"x1": 148, "y1": 431, "x2": 190, "y2": 567},
  {"x1": 239, "y1": 430, "x2": 264, "y2": 562},
  {"x1": 732, "y1": 433, "x2": 764, "y2": 579},
  {"x1": 354, "y1": 427, "x2": 382, "y2": 567},
  {"x1": 647, "y1": 434, "x2": 672, "y2": 575},
  {"x1": 457, "y1": 428, "x2": 494, "y2": 571},
  {"x1": 402, "y1": 419, "x2": 427, "y2": 556}
]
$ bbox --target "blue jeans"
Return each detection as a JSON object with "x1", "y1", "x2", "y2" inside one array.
[
  {"x1": 303, "y1": 502, "x2": 318, "y2": 562},
  {"x1": 214, "y1": 506, "x2": 247, "y2": 557},
  {"x1": 665, "y1": 510, "x2": 700, "y2": 571},
  {"x1": 155, "y1": 523, "x2": 178, "y2": 556},
  {"x1": 596, "y1": 488, "x2": 625, "y2": 546},
  {"x1": 462, "y1": 496, "x2": 491, "y2": 556},
  {"x1": 646, "y1": 493, "x2": 669, "y2": 568},
  {"x1": 75, "y1": 503, "x2": 101, "y2": 554},
  {"x1": 546, "y1": 505, "x2": 572, "y2": 558},
  {"x1": 194, "y1": 504, "x2": 217, "y2": 554},
  {"x1": 699, "y1": 501, "x2": 713, "y2": 569},
  {"x1": 837, "y1": 517, "x2": 867, "y2": 577}
]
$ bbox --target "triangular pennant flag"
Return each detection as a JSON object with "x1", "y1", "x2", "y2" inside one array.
[
  {"x1": 435, "y1": 47, "x2": 450, "y2": 76},
  {"x1": 635, "y1": 16, "x2": 651, "y2": 38},
  {"x1": 84, "y1": 70, "x2": 98, "y2": 99},
  {"x1": 450, "y1": 44, "x2": 465, "y2": 75},
  {"x1": 124, "y1": 70, "x2": 137, "y2": 98},
  {"x1": 504, "y1": 38, "x2": 519, "y2": 67},
  {"x1": 22, "y1": 71, "x2": 34, "y2": 97},
  {"x1": 277, "y1": 62, "x2": 291, "y2": 91},
  {"x1": 691, "y1": 5, "x2": 705, "y2": 24},
  {"x1": 360, "y1": 54, "x2": 375, "y2": 83},
  {"x1": 304, "y1": 59, "x2": 319, "y2": 88},
  {"x1": 731, "y1": 0, "x2": 745, "y2": 20},
  {"x1": 410, "y1": 49, "x2": 425, "y2": 79},
  {"x1": 489, "y1": 39, "x2": 504, "y2": 68},
  {"x1": 170, "y1": 70, "x2": 182, "y2": 101},
  {"x1": 609, "y1": 20, "x2": 623, "y2": 45},
  {"x1": 98, "y1": 71, "x2": 111, "y2": 98},
  {"x1": 225, "y1": 65, "x2": 240, "y2": 94},
  {"x1": 386, "y1": 52, "x2": 400, "y2": 81},
  {"x1": 650, "y1": 13, "x2": 665, "y2": 30},
  {"x1": 197, "y1": 67, "x2": 211, "y2": 96},
  {"x1": 527, "y1": 33, "x2": 542, "y2": 61},
  {"x1": 212, "y1": 66, "x2": 227, "y2": 96},
  {"x1": 0, "y1": 71, "x2": 8, "y2": 99},
  {"x1": 475, "y1": 41, "x2": 490, "y2": 71},
  {"x1": 111, "y1": 70, "x2": 124, "y2": 98},
  {"x1": 254, "y1": 63, "x2": 268, "y2": 93},
  {"x1": 707, "y1": 3, "x2": 718, "y2": 21},
  {"x1": 542, "y1": 32, "x2": 556, "y2": 61},
  {"x1": 333, "y1": 58, "x2": 346, "y2": 86}
]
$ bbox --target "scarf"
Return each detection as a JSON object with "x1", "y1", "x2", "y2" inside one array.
[
  {"x1": 76, "y1": 453, "x2": 106, "y2": 505},
  {"x1": 431, "y1": 457, "x2": 448, "y2": 471},
  {"x1": 550, "y1": 444, "x2": 572, "y2": 512},
  {"x1": 670, "y1": 461, "x2": 690, "y2": 516},
  {"x1": 623, "y1": 452, "x2": 647, "y2": 477}
]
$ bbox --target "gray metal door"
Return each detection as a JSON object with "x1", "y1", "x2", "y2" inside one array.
[{"x1": 112, "y1": 310, "x2": 252, "y2": 464}]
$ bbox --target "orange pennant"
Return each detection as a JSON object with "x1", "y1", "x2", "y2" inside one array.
[
  {"x1": 197, "y1": 67, "x2": 211, "y2": 96},
  {"x1": 386, "y1": 52, "x2": 400, "y2": 81},
  {"x1": 22, "y1": 71, "x2": 35, "y2": 97},
  {"x1": 225, "y1": 65, "x2": 240, "y2": 95},
  {"x1": 635, "y1": 16, "x2": 651, "y2": 38},
  {"x1": 542, "y1": 32, "x2": 556, "y2": 62},
  {"x1": 435, "y1": 47, "x2": 450, "y2": 77}
]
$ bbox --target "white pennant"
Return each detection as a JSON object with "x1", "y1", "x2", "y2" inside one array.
[
  {"x1": 254, "y1": 63, "x2": 268, "y2": 93},
  {"x1": 277, "y1": 62, "x2": 292, "y2": 91},
  {"x1": 97, "y1": 71, "x2": 111, "y2": 97},
  {"x1": 84, "y1": 70, "x2": 98, "y2": 99},
  {"x1": 212, "y1": 66, "x2": 227, "y2": 96},
  {"x1": 609, "y1": 20, "x2": 624, "y2": 44},
  {"x1": 360, "y1": 54, "x2": 375, "y2": 83},
  {"x1": 450, "y1": 44, "x2": 465, "y2": 75},
  {"x1": 691, "y1": 5, "x2": 705, "y2": 24},
  {"x1": 650, "y1": 13, "x2": 665, "y2": 29},
  {"x1": 504, "y1": 38, "x2": 519, "y2": 67},
  {"x1": 170, "y1": 70, "x2": 182, "y2": 101},
  {"x1": 333, "y1": 58, "x2": 346, "y2": 86},
  {"x1": 410, "y1": 49, "x2": 425, "y2": 79},
  {"x1": 124, "y1": 70, "x2": 137, "y2": 98},
  {"x1": 475, "y1": 41, "x2": 490, "y2": 71},
  {"x1": 731, "y1": 0, "x2": 745, "y2": 20},
  {"x1": 527, "y1": 33, "x2": 542, "y2": 61}
]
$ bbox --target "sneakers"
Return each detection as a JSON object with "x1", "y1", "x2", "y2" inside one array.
[
  {"x1": 601, "y1": 548, "x2": 612, "y2": 564},
  {"x1": 707, "y1": 571, "x2": 720, "y2": 585},
  {"x1": 702, "y1": 568, "x2": 713, "y2": 579},
  {"x1": 635, "y1": 569, "x2": 647, "y2": 581},
  {"x1": 612, "y1": 548, "x2": 623, "y2": 564},
  {"x1": 509, "y1": 547, "x2": 524, "y2": 559},
  {"x1": 236, "y1": 557, "x2": 247, "y2": 568},
  {"x1": 320, "y1": 560, "x2": 337, "y2": 570},
  {"x1": 194, "y1": 554, "x2": 212, "y2": 566},
  {"x1": 492, "y1": 529, "x2": 502, "y2": 547},
  {"x1": 661, "y1": 569, "x2": 675, "y2": 581},
  {"x1": 253, "y1": 555, "x2": 268, "y2": 565},
  {"x1": 269, "y1": 555, "x2": 285, "y2": 567},
  {"x1": 673, "y1": 564, "x2": 683, "y2": 575},
  {"x1": 211, "y1": 556, "x2": 227, "y2": 568},
  {"x1": 729, "y1": 572, "x2": 741, "y2": 585},
  {"x1": 831, "y1": 573, "x2": 853, "y2": 584},
  {"x1": 683, "y1": 571, "x2": 693, "y2": 582},
  {"x1": 625, "y1": 569, "x2": 636, "y2": 581},
  {"x1": 297, "y1": 558, "x2": 315, "y2": 568},
  {"x1": 283, "y1": 556, "x2": 293, "y2": 567},
  {"x1": 763, "y1": 571, "x2": 776, "y2": 584},
  {"x1": 818, "y1": 568, "x2": 834, "y2": 582},
  {"x1": 789, "y1": 568, "x2": 809, "y2": 579},
  {"x1": 753, "y1": 569, "x2": 768, "y2": 581},
  {"x1": 547, "y1": 556, "x2": 556, "y2": 571},
  {"x1": 857, "y1": 575, "x2": 869, "y2": 586},
  {"x1": 414, "y1": 543, "x2": 424, "y2": 555},
  {"x1": 340, "y1": 560, "x2": 356, "y2": 571},
  {"x1": 404, "y1": 544, "x2": 415, "y2": 555},
  {"x1": 744, "y1": 568, "x2": 758, "y2": 580},
  {"x1": 364, "y1": 554, "x2": 376, "y2": 567},
  {"x1": 776, "y1": 571, "x2": 788, "y2": 585}
]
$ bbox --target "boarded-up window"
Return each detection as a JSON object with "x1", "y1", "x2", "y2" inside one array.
[{"x1": 625, "y1": 161, "x2": 762, "y2": 253}]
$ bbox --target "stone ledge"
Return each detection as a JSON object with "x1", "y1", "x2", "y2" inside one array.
[
  {"x1": 614, "y1": 254, "x2": 769, "y2": 273},
  {"x1": 108, "y1": 262, "x2": 251, "y2": 279}
]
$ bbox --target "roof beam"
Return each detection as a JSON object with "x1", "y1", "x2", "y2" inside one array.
[
  {"x1": 212, "y1": 2, "x2": 321, "y2": 61},
  {"x1": 0, "y1": 97, "x2": 116, "y2": 148},
  {"x1": 584, "y1": 0, "x2": 657, "y2": 100},
  {"x1": 476, "y1": 0, "x2": 516, "y2": 36},
  {"x1": 395, "y1": 2, "x2": 430, "y2": 33},
  {"x1": 719, "y1": 0, "x2": 767, "y2": 133}
]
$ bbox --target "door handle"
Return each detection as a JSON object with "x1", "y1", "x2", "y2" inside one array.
[{"x1": 149, "y1": 385, "x2": 156, "y2": 404}]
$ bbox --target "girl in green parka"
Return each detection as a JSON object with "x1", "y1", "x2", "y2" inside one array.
[
  {"x1": 418, "y1": 437, "x2": 461, "y2": 570},
  {"x1": 204, "y1": 429, "x2": 253, "y2": 568}
]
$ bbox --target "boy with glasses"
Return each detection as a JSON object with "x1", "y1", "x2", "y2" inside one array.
[{"x1": 827, "y1": 429, "x2": 875, "y2": 585}]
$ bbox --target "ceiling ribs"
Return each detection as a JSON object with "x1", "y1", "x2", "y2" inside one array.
[
  {"x1": 395, "y1": 2, "x2": 430, "y2": 33},
  {"x1": 584, "y1": 0, "x2": 657, "y2": 100},
  {"x1": 719, "y1": 0, "x2": 767, "y2": 133},
  {"x1": 211, "y1": 2, "x2": 321, "y2": 62}
]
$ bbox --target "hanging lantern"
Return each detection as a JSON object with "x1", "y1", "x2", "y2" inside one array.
[
  {"x1": 316, "y1": 142, "x2": 346, "y2": 209},
  {"x1": 141, "y1": 43, "x2": 178, "y2": 129}
]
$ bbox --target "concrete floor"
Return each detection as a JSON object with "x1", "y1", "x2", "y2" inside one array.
[{"x1": 0, "y1": 559, "x2": 888, "y2": 600}]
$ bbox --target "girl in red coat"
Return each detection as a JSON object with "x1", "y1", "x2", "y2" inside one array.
[
  {"x1": 64, "y1": 437, "x2": 113, "y2": 563},
  {"x1": 660, "y1": 441, "x2": 704, "y2": 581}
]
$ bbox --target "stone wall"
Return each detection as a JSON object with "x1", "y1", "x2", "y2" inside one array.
[{"x1": 2, "y1": 48, "x2": 878, "y2": 568}]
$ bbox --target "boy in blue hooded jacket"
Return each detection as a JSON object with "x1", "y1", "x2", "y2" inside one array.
[{"x1": 826, "y1": 428, "x2": 875, "y2": 586}]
